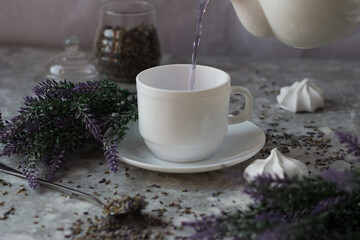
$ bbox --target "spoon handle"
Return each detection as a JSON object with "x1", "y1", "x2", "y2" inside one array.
[{"x1": 0, "y1": 162, "x2": 104, "y2": 208}]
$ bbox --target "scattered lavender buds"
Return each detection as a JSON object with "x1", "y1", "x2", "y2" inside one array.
[
  {"x1": 0, "y1": 207, "x2": 15, "y2": 221},
  {"x1": 103, "y1": 195, "x2": 148, "y2": 216},
  {"x1": 69, "y1": 195, "x2": 167, "y2": 240},
  {"x1": 0, "y1": 79, "x2": 138, "y2": 188}
]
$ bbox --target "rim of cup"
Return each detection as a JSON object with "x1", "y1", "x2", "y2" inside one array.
[{"x1": 136, "y1": 64, "x2": 231, "y2": 94}]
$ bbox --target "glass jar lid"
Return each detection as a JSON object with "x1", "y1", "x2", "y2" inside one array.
[{"x1": 45, "y1": 36, "x2": 99, "y2": 82}]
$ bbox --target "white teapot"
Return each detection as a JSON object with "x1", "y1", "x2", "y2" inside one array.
[{"x1": 231, "y1": 0, "x2": 360, "y2": 48}]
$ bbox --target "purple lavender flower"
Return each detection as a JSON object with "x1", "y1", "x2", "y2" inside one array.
[
  {"x1": 254, "y1": 211, "x2": 288, "y2": 223},
  {"x1": 21, "y1": 162, "x2": 39, "y2": 189},
  {"x1": 0, "y1": 112, "x2": 4, "y2": 130},
  {"x1": 0, "y1": 116, "x2": 43, "y2": 156},
  {"x1": 33, "y1": 79, "x2": 58, "y2": 96},
  {"x1": 322, "y1": 169, "x2": 359, "y2": 193},
  {"x1": 18, "y1": 106, "x2": 31, "y2": 115},
  {"x1": 0, "y1": 118, "x2": 24, "y2": 143},
  {"x1": 42, "y1": 148, "x2": 68, "y2": 182},
  {"x1": 182, "y1": 215, "x2": 220, "y2": 240},
  {"x1": 1, "y1": 107, "x2": 38, "y2": 143},
  {"x1": 55, "y1": 88, "x2": 73, "y2": 99},
  {"x1": 23, "y1": 96, "x2": 38, "y2": 105},
  {"x1": 0, "y1": 139, "x2": 28, "y2": 157},
  {"x1": 76, "y1": 104, "x2": 102, "y2": 142},
  {"x1": 335, "y1": 130, "x2": 360, "y2": 159},
  {"x1": 33, "y1": 83, "x2": 46, "y2": 96},
  {"x1": 73, "y1": 80, "x2": 102, "y2": 95},
  {"x1": 33, "y1": 79, "x2": 74, "y2": 99},
  {"x1": 24, "y1": 170, "x2": 38, "y2": 189},
  {"x1": 311, "y1": 196, "x2": 346, "y2": 215},
  {"x1": 103, "y1": 142, "x2": 120, "y2": 173},
  {"x1": 243, "y1": 174, "x2": 291, "y2": 203},
  {"x1": 255, "y1": 224, "x2": 291, "y2": 240}
]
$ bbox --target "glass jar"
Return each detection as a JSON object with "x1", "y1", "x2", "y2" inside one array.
[
  {"x1": 94, "y1": 0, "x2": 161, "y2": 82},
  {"x1": 45, "y1": 36, "x2": 99, "y2": 82}
]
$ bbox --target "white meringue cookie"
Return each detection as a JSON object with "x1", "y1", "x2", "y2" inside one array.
[
  {"x1": 277, "y1": 78, "x2": 324, "y2": 113},
  {"x1": 243, "y1": 148, "x2": 308, "y2": 181}
]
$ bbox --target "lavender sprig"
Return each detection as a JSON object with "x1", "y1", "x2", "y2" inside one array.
[
  {"x1": 73, "y1": 80, "x2": 102, "y2": 95},
  {"x1": 76, "y1": 103, "x2": 103, "y2": 142},
  {"x1": 42, "y1": 148, "x2": 68, "y2": 182},
  {"x1": 311, "y1": 195, "x2": 346, "y2": 215},
  {"x1": 33, "y1": 79, "x2": 74, "y2": 98},
  {"x1": 322, "y1": 168, "x2": 360, "y2": 193},
  {"x1": 0, "y1": 112, "x2": 4, "y2": 130},
  {"x1": 101, "y1": 96, "x2": 138, "y2": 173},
  {"x1": 21, "y1": 153, "x2": 39, "y2": 189},
  {"x1": 182, "y1": 215, "x2": 220, "y2": 240},
  {"x1": 103, "y1": 142, "x2": 120, "y2": 173},
  {"x1": 184, "y1": 169, "x2": 360, "y2": 240},
  {"x1": 0, "y1": 80, "x2": 137, "y2": 188}
]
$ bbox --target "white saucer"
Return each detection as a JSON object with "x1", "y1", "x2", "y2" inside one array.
[{"x1": 118, "y1": 121, "x2": 266, "y2": 173}]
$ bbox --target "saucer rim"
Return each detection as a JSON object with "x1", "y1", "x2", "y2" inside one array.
[{"x1": 118, "y1": 121, "x2": 266, "y2": 173}]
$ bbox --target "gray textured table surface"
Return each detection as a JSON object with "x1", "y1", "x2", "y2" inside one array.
[{"x1": 0, "y1": 46, "x2": 359, "y2": 239}]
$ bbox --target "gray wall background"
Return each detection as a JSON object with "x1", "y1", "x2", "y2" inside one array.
[{"x1": 1, "y1": 0, "x2": 360, "y2": 59}]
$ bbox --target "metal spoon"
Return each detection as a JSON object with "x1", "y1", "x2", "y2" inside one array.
[{"x1": 0, "y1": 162, "x2": 133, "y2": 219}]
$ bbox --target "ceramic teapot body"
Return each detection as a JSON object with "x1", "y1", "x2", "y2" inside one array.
[{"x1": 231, "y1": 0, "x2": 360, "y2": 49}]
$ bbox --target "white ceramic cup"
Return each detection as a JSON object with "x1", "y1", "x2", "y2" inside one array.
[{"x1": 136, "y1": 64, "x2": 253, "y2": 163}]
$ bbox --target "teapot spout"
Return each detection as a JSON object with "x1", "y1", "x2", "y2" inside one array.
[{"x1": 231, "y1": 0, "x2": 273, "y2": 37}]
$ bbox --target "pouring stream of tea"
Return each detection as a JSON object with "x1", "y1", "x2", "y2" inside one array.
[{"x1": 189, "y1": 0, "x2": 210, "y2": 90}]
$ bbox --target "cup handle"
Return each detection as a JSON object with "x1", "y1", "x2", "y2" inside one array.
[{"x1": 228, "y1": 86, "x2": 253, "y2": 125}]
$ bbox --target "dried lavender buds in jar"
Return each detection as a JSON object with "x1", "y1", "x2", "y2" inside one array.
[{"x1": 95, "y1": 24, "x2": 161, "y2": 82}]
